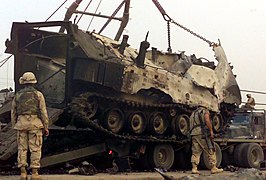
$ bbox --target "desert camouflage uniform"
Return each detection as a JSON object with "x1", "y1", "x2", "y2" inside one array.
[
  {"x1": 246, "y1": 96, "x2": 255, "y2": 109},
  {"x1": 11, "y1": 86, "x2": 49, "y2": 168},
  {"x1": 190, "y1": 108, "x2": 216, "y2": 166}
]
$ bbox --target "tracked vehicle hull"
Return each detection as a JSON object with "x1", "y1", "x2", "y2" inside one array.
[{"x1": 0, "y1": 20, "x2": 241, "y2": 170}]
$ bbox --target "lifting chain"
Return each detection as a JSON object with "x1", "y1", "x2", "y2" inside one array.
[
  {"x1": 167, "y1": 21, "x2": 172, "y2": 53},
  {"x1": 152, "y1": 0, "x2": 214, "y2": 46}
]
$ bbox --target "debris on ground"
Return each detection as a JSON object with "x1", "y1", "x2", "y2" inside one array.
[
  {"x1": 229, "y1": 168, "x2": 266, "y2": 180},
  {"x1": 178, "y1": 168, "x2": 266, "y2": 180},
  {"x1": 155, "y1": 168, "x2": 175, "y2": 180},
  {"x1": 106, "y1": 161, "x2": 119, "y2": 174},
  {"x1": 223, "y1": 165, "x2": 239, "y2": 172},
  {"x1": 68, "y1": 161, "x2": 97, "y2": 175}
]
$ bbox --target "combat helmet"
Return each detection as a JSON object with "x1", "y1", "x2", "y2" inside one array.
[{"x1": 19, "y1": 72, "x2": 37, "y2": 84}]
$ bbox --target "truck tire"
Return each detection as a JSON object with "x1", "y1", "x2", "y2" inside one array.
[
  {"x1": 234, "y1": 143, "x2": 248, "y2": 167},
  {"x1": 200, "y1": 142, "x2": 222, "y2": 169},
  {"x1": 149, "y1": 144, "x2": 174, "y2": 170},
  {"x1": 242, "y1": 143, "x2": 264, "y2": 168}
]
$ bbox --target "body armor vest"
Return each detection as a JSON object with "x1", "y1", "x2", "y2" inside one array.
[
  {"x1": 16, "y1": 86, "x2": 40, "y2": 115},
  {"x1": 190, "y1": 108, "x2": 206, "y2": 135}
]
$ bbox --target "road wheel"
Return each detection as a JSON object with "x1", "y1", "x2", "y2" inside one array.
[
  {"x1": 104, "y1": 108, "x2": 124, "y2": 133},
  {"x1": 128, "y1": 111, "x2": 147, "y2": 134},
  {"x1": 200, "y1": 142, "x2": 222, "y2": 169},
  {"x1": 234, "y1": 143, "x2": 248, "y2": 167},
  {"x1": 168, "y1": 108, "x2": 177, "y2": 117},
  {"x1": 212, "y1": 114, "x2": 222, "y2": 133},
  {"x1": 171, "y1": 114, "x2": 189, "y2": 136},
  {"x1": 149, "y1": 144, "x2": 174, "y2": 170},
  {"x1": 84, "y1": 97, "x2": 99, "y2": 119},
  {"x1": 149, "y1": 112, "x2": 168, "y2": 135},
  {"x1": 242, "y1": 143, "x2": 264, "y2": 168}
]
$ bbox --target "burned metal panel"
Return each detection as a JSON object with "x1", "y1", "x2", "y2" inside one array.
[
  {"x1": 71, "y1": 31, "x2": 126, "y2": 90},
  {"x1": 72, "y1": 28, "x2": 118, "y2": 62},
  {"x1": 36, "y1": 59, "x2": 66, "y2": 105},
  {"x1": 73, "y1": 58, "x2": 103, "y2": 83},
  {"x1": 72, "y1": 58, "x2": 124, "y2": 91},
  {"x1": 104, "y1": 63, "x2": 124, "y2": 90},
  {"x1": 122, "y1": 64, "x2": 219, "y2": 112},
  {"x1": 146, "y1": 50, "x2": 192, "y2": 75},
  {"x1": 16, "y1": 29, "x2": 67, "y2": 58},
  {"x1": 9, "y1": 54, "x2": 66, "y2": 106},
  {"x1": 213, "y1": 46, "x2": 241, "y2": 105},
  {"x1": 185, "y1": 65, "x2": 216, "y2": 89},
  {"x1": 13, "y1": 54, "x2": 66, "y2": 106},
  {"x1": 6, "y1": 21, "x2": 71, "y2": 54},
  {"x1": 7, "y1": 22, "x2": 69, "y2": 107}
]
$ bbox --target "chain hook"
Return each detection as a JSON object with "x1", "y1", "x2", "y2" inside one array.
[{"x1": 163, "y1": 14, "x2": 172, "y2": 22}]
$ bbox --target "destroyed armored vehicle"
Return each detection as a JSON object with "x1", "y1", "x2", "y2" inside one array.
[{"x1": 0, "y1": 0, "x2": 241, "y2": 171}]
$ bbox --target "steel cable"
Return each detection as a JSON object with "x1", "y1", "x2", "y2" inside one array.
[
  {"x1": 87, "y1": 0, "x2": 103, "y2": 31},
  {"x1": 45, "y1": 0, "x2": 69, "y2": 22},
  {"x1": 76, "y1": 0, "x2": 93, "y2": 24},
  {"x1": 0, "y1": 55, "x2": 12, "y2": 68}
]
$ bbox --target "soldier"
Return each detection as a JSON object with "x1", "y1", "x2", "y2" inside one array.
[
  {"x1": 244, "y1": 94, "x2": 255, "y2": 109},
  {"x1": 189, "y1": 106, "x2": 223, "y2": 174},
  {"x1": 11, "y1": 72, "x2": 49, "y2": 180}
]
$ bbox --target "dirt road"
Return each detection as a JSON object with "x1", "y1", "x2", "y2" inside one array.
[
  {"x1": 0, "y1": 169, "x2": 266, "y2": 180},
  {"x1": 0, "y1": 170, "x2": 262, "y2": 180}
]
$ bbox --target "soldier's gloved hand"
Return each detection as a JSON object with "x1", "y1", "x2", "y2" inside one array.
[{"x1": 44, "y1": 128, "x2": 49, "y2": 136}]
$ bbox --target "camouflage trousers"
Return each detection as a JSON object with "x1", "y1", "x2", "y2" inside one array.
[
  {"x1": 191, "y1": 135, "x2": 216, "y2": 166},
  {"x1": 17, "y1": 129, "x2": 43, "y2": 168}
]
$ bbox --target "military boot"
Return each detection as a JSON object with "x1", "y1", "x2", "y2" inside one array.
[
  {"x1": 211, "y1": 166, "x2": 223, "y2": 174},
  {"x1": 191, "y1": 163, "x2": 200, "y2": 174},
  {"x1": 31, "y1": 168, "x2": 42, "y2": 180},
  {"x1": 20, "y1": 166, "x2": 27, "y2": 180}
]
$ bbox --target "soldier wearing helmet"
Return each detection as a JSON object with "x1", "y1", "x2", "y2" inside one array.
[
  {"x1": 11, "y1": 72, "x2": 49, "y2": 180},
  {"x1": 189, "y1": 104, "x2": 223, "y2": 174},
  {"x1": 243, "y1": 94, "x2": 255, "y2": 109}
]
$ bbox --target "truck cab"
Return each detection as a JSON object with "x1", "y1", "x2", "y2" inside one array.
[
  {"x1": 214, "y1": 109, "x2": 266, "y2": 169},
  {"x1": 226, "y1": 109, "x2": 266, "y2": 140}
]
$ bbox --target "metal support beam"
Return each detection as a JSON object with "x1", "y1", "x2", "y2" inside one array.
[
  {"x1": 40, "y1": 143, "x2": 106, "y2": 167},
  {"x1": 74, "y1": 10, "x2": 122, "y2": 21}
]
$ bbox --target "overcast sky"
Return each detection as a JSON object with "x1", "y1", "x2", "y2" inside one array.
[{"x1": 1, "y1": 0, "x2": 266, "y2": 106}]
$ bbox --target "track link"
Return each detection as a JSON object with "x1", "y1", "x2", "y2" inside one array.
[{"x1": 70, "y1": 92, "x2": 190, "y2": 145}]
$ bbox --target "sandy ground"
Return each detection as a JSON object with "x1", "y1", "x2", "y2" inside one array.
[{"x1": 0, "y1": 170, "x2": 254, "y2": 180}]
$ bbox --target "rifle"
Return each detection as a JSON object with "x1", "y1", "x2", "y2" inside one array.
[
  {"x1": 197, "y1": 109, "x2": 216, "y2": 152},
  {"x1": 202, "y1": 127, "x2": 216, "y2": 152}
]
